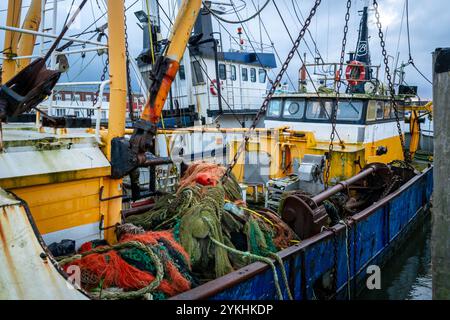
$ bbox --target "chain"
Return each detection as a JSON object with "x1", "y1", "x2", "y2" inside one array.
[
  {"x1": 324, "y1": 0, "x2": 352, "y2": 189},
  {"x1": 332, "y1": 229, "x2": 339, "y2": 299},
  {"x1": 222, "y1": 0, "x2": 322, "y2": 180},
  {"x1": 373, "y1": 0, "x2": 410, "y2": 163},
  {"x1": 124, "y1": 3, "x2": 135, "y2": 121}
]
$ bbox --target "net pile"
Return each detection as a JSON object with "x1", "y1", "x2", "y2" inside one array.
[
  {"x1": 61, "y1": 162, "x2": 299, "y2": 299},
  {"x1": 60, "y1": 225, "x2": 193, "y2": 300},
  {"x1": 126, "y1": 161, "x2": 299, "y2": 282}
]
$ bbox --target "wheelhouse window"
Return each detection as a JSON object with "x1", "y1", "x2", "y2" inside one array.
[
  {"x1": 283, "y1": 99, "x2": 305, "y2": 120},
  {"x1": 375, "y1": 101, "x2": 384, "y2": 120},
  {"x1": 192, "y1": 60, "x2": 205, "y2": 85},
  {"x1": 267, "y1": 99, "x2": 282, "y2": 118},
  {"x1": 241, "y1": 68, "x2": 248, "y2": 81},
  {"x1": 306, "y1": 100, "x2": 333, "y2": 120},
  {"x1": 179, "y1": 65, "x2": 186, "y2": 80},
  {"x1": 231, "y1": 65, "x2": 237, "y2": 81},
  {"x1": 250, "y1": 68, "x2": 257, "y2": 82},
  {"x1": 219, "y1": 64, "x2": 227, "y2": 80},
  {"x1": 336, "y1": 101, "x2": 364, "y2": 121},
  {"x1": 259, "y1": 69, "x2": 267, "y2": 83},
  {"x1": 384, "y1": 102, "x2": 392, "y2": 119}
]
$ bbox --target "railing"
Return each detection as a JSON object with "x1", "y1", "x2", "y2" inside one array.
[
  {"x1": 226, "y1": 35, "x2": 273, "y2": 53},
  {"x1": 301, "y1": 62, "x2": 382, "y2": 93}
]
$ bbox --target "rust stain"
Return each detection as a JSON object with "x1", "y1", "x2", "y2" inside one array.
[{"x1": 0, "y1": 208, "x2": 24, "y2": 298}]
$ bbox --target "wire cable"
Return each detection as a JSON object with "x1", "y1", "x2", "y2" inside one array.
[{"x1": 202, "y1": 0, "x2": 271, "y2": 24}]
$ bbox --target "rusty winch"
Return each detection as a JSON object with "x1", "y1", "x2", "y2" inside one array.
[{"x1": 281, "y1": 163, "x2": 413, "y2": 239}]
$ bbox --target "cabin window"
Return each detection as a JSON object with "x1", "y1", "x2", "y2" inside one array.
[
  {"x1": 231, "y1": 65, "x2": 237, "y2": 81},
  {"x1": 306, "y1": 100, "x2": 333, "y2": 120},
  {"x1": 337, "y1": 101, "x2": 364, "y2": 121},
  {"x1": 283, "y1": 99, "x2": 305, "y2": 119},
  {"x1": 384, "y1": 102, "x2": 392, "y2": 119},
  {"x1": 85, "y1": 94, "x2": 92, "y2": 102},
  {"x1": 242, "y1": 68, "x2": 248, "y2": 81},
  {"x1": 367, "y1": 101, "x2": 377, "y2": 121},
  {"x1": 259, "y1": 69, "x2": 267, "y2": 83},
  {"x1": 192, "y1": 60, "x2": 205, "y2": 85},
  {"x1": 219, "y1": 64, "x2": 227, "y2": 80},
  {"x1": 267, "y1": 99, "x2": 282, "y2": 117},
  {"x1": 179, "y1": 65, "x2": 186, "y2": 80},
  {"x1": 64, "y1": 93, "x2": 71, "y2": 100},
  {"x1": 375, "y1": 101, "x2": 384, "y2": 120},
  {"x1": 250, "y1": 68, "x2": 257, "y2": 82}
]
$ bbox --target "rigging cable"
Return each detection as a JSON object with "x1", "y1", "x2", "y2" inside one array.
[
  {"x1": 271, "y1": 0, "x2": 344, "y2": 144},
  {"x1": 202, "y1": 0, "x2": 271, "y2": 24},
  {"x1": 249, "y1": 0, "x2": 296, "y2": 88},
  {"x1": 291, "y1": 0, "x2": 324, "y2": 64},
  {"x1": 156, "y1": 1, "x2": 244, "y2": 127},
  {"x1": 404, "y1": 0, "x2": 433, "y2": 85},
  {"x1": 223, "y1": 0, "x2": 323, "y2": 178},
  {"x1": 229, "y1": 0, "x2": 273, "y2": 85}
]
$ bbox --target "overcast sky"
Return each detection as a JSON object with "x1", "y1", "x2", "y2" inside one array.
[{"x1": 1, "y1": 0, "x2": 448, "y2": 99}]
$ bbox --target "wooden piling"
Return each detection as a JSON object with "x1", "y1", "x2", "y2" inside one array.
[{"x1": 432, "y1": 47, "x2": 450, "y2": 299}]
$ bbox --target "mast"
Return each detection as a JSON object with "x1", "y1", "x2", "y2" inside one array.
[
  {"x1": 104, "y1": 0, "x2": 128, "y2": 243},
  {"x1": 16, "y1": 0, "x2": 42, "y2": 73},
  {"x1": 2, "y1": 0, "x2": 23, "y2": 83},
  {"x1": 352, "y1": 6, "x2": 372, "y2": 93}
]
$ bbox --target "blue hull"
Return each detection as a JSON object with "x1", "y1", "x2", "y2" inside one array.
[{"x1": 172, "y1": 166, "x2": 433, "y2": 300}]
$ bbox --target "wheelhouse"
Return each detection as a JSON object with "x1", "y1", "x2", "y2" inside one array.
[{"x1": 265, "y1": 94, "x2": 405, "y2": 126}]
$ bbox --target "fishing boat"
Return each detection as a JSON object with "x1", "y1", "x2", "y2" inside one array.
[{"x1": 0, "y1": 0, "x2": 433, "y2": 300}]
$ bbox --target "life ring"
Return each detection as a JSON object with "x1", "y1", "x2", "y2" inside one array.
[
  {"x1": 345, "y1": 60, "x2": 366, "y2": 86},
  {"x1": 210, "y1": 79, "x2": 221, "y2": 96}
]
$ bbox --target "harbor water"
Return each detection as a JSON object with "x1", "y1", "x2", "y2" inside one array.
[{"x1": 358, "y1": 214, "x2": 432, "y2": 300}]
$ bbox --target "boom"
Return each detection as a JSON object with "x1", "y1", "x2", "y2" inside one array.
[{"x1": 141, "y1": 0, "x2": 202, "y2": 123}]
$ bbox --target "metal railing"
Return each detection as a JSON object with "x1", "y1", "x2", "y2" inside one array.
[{"x1": 301, "y1": 62, "x2": 382, "y2": 93}]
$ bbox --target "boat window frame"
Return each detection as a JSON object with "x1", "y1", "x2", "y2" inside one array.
[
  {"x1": 231, "y1": 65, "x2": 237, "y2": 81},
  {"x1": 266, "y1": 99, "x2": 283, "y2": 119},
  {"x1": 241, "y1": 67, "x2": 248, "y2": 82},
  {"x1": 250, "y1": 67, "x2": 257, "y2": 83},
  {"x1": 259, "y1": 69, "x2": 267, "y2": 83},
  {"x1": 281, "y1": 99, "x2": 306, "y2": 121},
  {"x1": 365, "y1": 99, "x2": 405, "y2": 124},
  {"x1": 219, "y1": 63, "x2": 227, "y2": 80},
  {"x1": 304, "y1": 99, "x2": 335, "y2": 122},
  {"x1": 336, "y1": 100, "x2": 365, "y2": 122}
]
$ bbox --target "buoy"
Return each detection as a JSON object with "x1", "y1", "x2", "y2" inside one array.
[
  {"x1": 345, "y1": 60, "x2": 366, "y2": 86},
  {"x1": 210, "y1": 79, "x2": 221, "y2": 96}
]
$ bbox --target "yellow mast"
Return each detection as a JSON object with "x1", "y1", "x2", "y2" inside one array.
[
  {"x1": 15, "y1": 0, "x2": 42, "y2": 73},
  {"x1": 103, "y1": 0, "x2": 127, "y2": 243},
  {"x1": 2, "y1": 0, "x2": 23, "y2": 83}
]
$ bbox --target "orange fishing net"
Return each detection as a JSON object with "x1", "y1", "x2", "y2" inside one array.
[
  {"x1": 65, "y1": 230, "x2": 192, "y2": 298},
  {"x1": 177, "y1": 161, "x2": 226, "y2": 190}
]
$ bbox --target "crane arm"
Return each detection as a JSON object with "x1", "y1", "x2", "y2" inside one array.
[
  {"x1": 141, "y1": 0, "x2": 202, "y2": 123},
  {"x1": 110, "y1": 0, "x2": 203, "y2": 180}
]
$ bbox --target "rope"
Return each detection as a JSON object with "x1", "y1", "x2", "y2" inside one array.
[
  {"x1": 59, "y1": 241, "x2": 164, "y2": 300},
  {"x1": 202, "y1": 0, "x2": 271, "y2": 24},
  {"x1": 209, "y1": 235, "x2": 287, "y2": 300}
]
